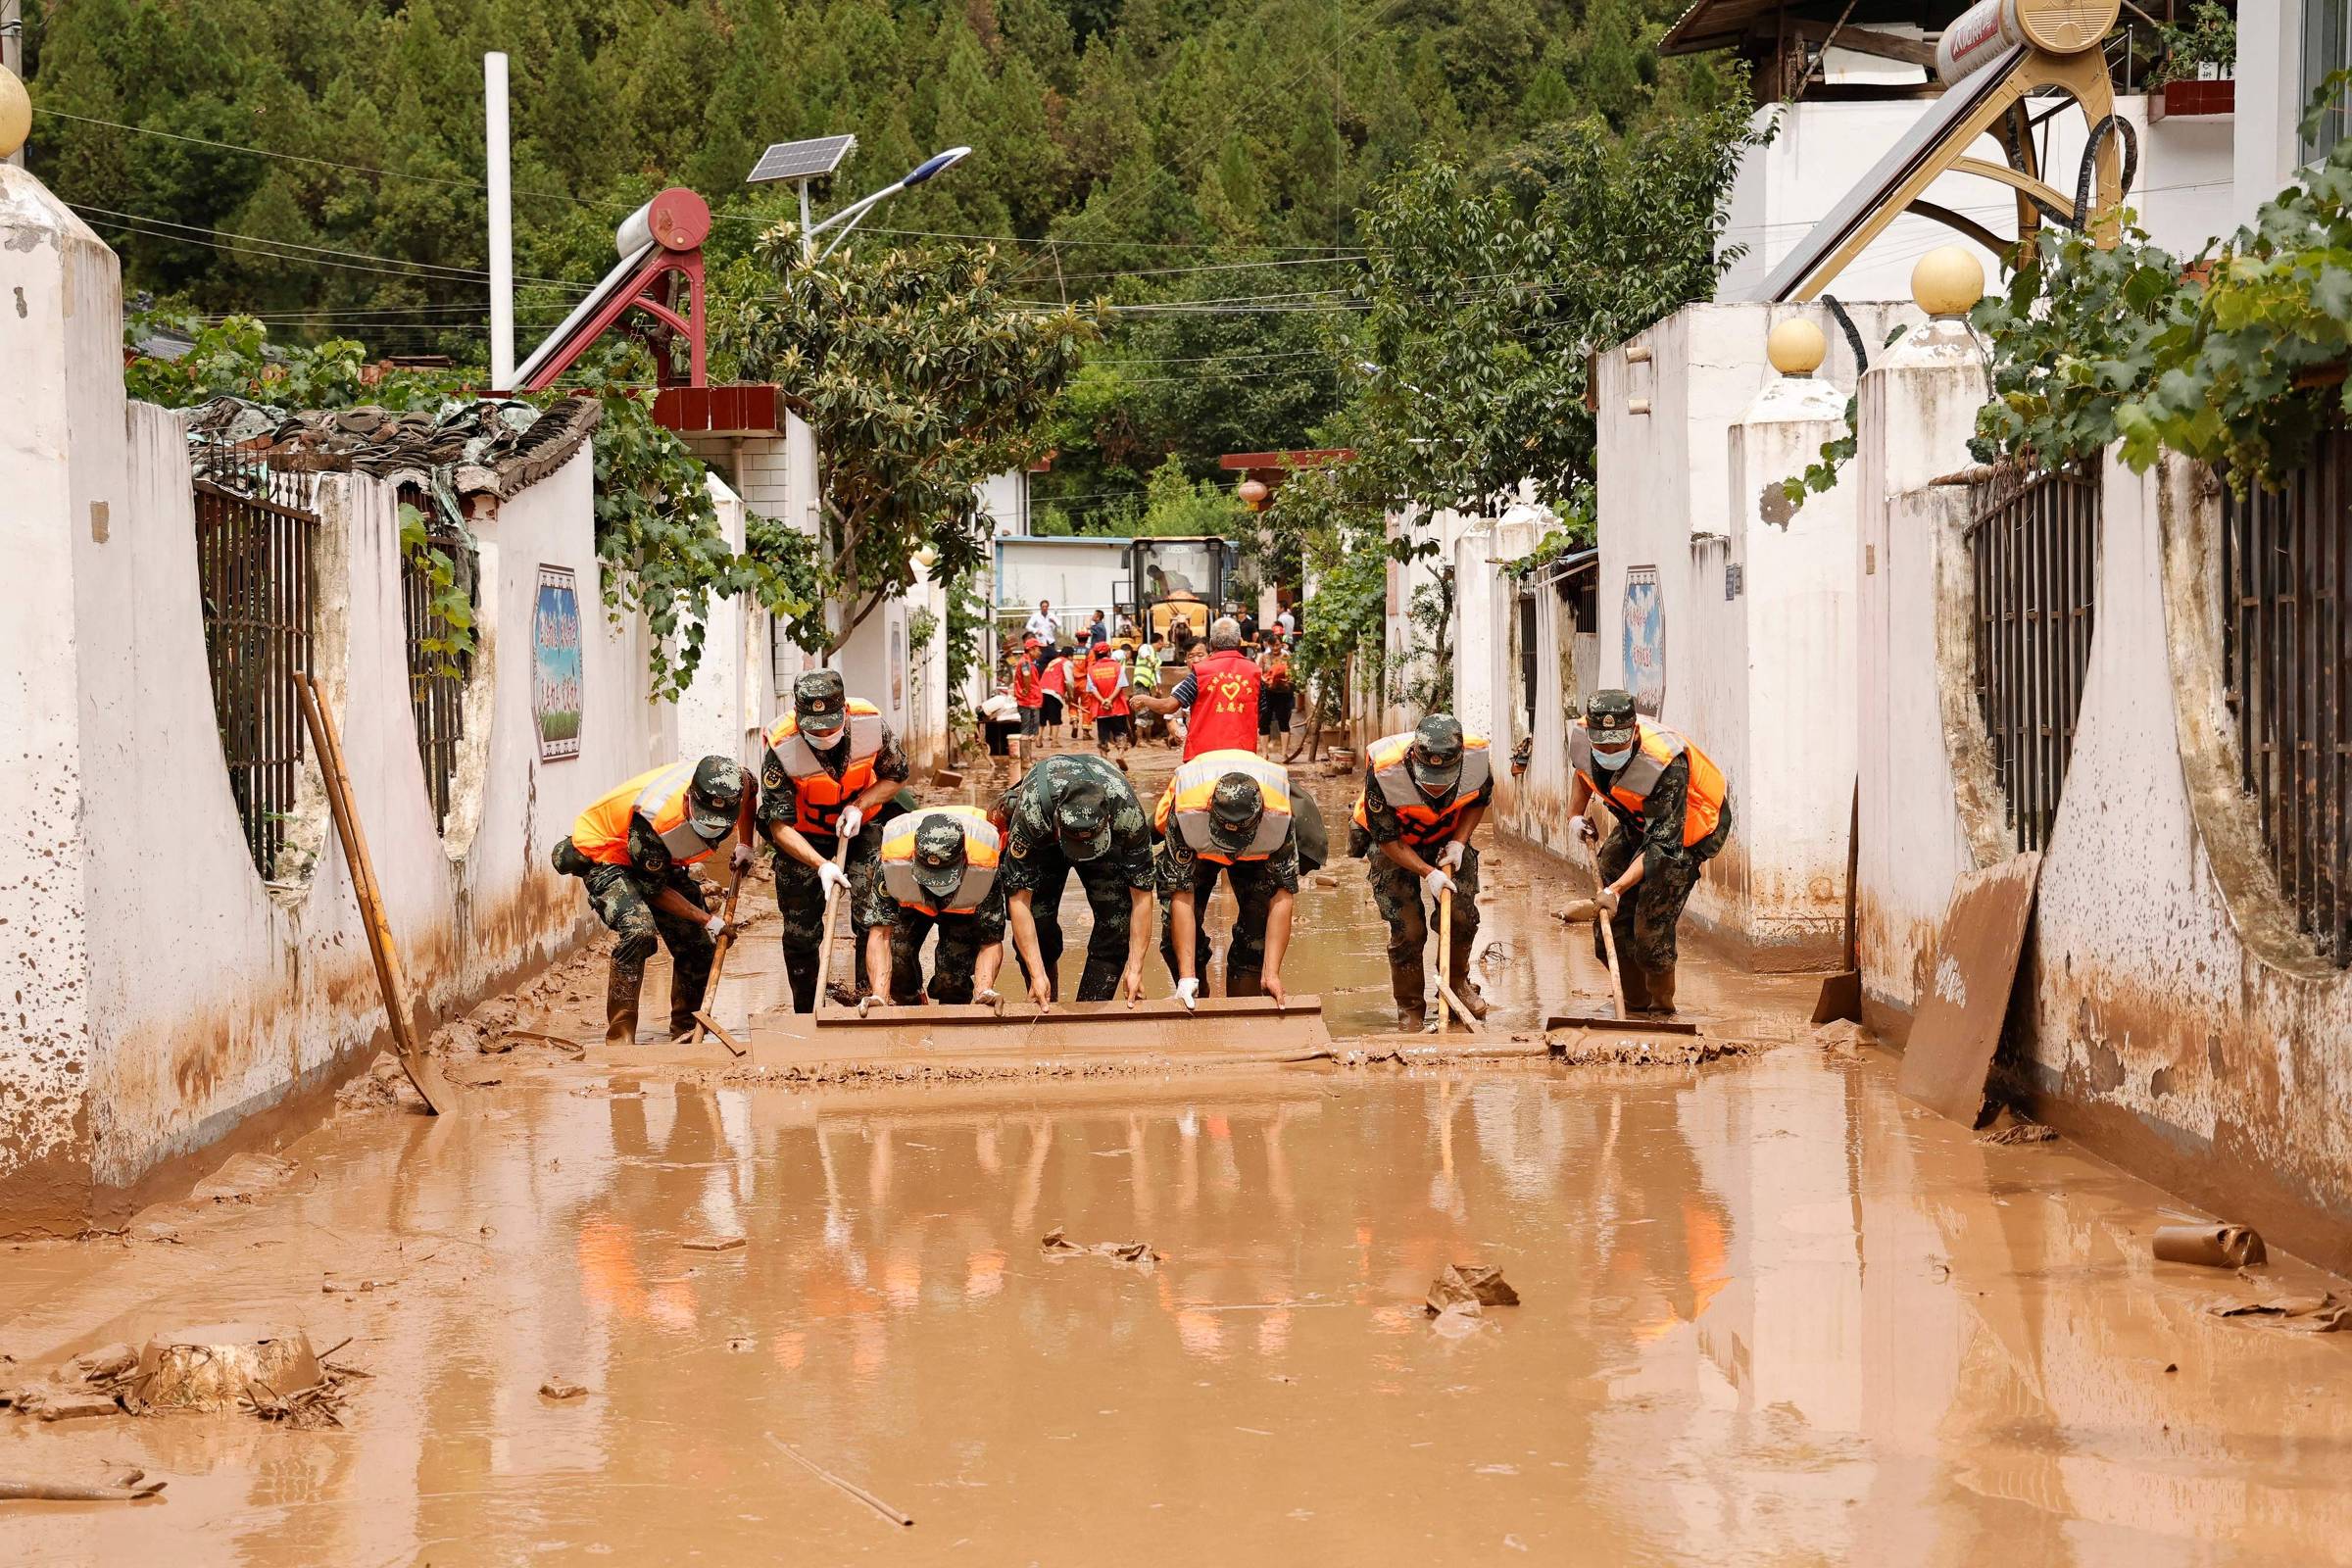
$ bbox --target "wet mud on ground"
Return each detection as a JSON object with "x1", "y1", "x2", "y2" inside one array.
[{"x1": 6, "y1": 742, "x2": 2349, "y2": 1563}]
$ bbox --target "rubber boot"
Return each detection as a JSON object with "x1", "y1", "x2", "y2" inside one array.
[
  {"x1": 1391, "y1": 956, "x2": 1426, "y2": 1033},
  {"x1": 606, "y1": 959, "x2": 645, "y2": 1047},
  {"x1": 1642, "y1": 961, "x2": 1678, "y2": 1017},
  {"x1": 1616, "y1": 957, "x2": 1654, "y2": 1015},
  {"x1": 665, "y1": 990, "x2": 701, "y2": 1042},
  {"x1": 1451, "y1": 980, "x2": 1492, "y2": 1020}
]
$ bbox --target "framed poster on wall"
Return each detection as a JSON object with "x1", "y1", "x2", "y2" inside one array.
[
  {"x1": 1622, "y1": 565, "x2": 1665, "y2": 716},
  {"x1": 533, "y1": 565, "x2": 584, "y2": 760}
]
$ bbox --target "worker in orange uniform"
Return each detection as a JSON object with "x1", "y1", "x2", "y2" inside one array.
[
  {"x1": 866, "y1": 804, "x2": 1009, "y2": 1006},
  {"x1": 1566, "y1": 689, "x2": 1733, "y2": 1015},
  {"x1": 1154, "y1": 749, "x2": 1299, "y2": 1008},
  {"x1": 1084, "y1": 645, "x2": 1133, "y2": 754},
  {"x1": 758, "y1": 670, "x2": 910, "y2": 1012},
  {"x1": 1256, "y1": 629, "x2": 1296, "y2": 759},
  {"x1": 552, "y1": 757, "x2": 756, "y2": 1045},
  {"x1": 1352, "y1": 715, "x2": 1494, "y2": 1033},
  {"x1": 1133, "y1": 615, "x2": 1260, "y2": 759}
]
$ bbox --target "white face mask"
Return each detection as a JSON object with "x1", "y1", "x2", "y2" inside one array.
[
  {"x1": 802, "y1": 723, "x2": 846, "y2": 751},
  {"x1": 1592, "y1": 743, "x2": 1635, "y2": 770}
]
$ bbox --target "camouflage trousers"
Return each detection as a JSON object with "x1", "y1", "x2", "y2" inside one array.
[
  {"x1": 1014, "y1": 853, "x2": 1142, "y2": 1004},
  {"x1": 581, "y1": 861, "x2": 713, "y2": 1035},
  {"x1": 1367, "y1": 845, "x2": 1482, "y2": 1018},
  {"x1": 773, "y1": 834, "x2": 885, "y2": 1012},
  {"x1": 885, "y1": 907, "x2": 1003, "y2": 1005},
  {"x1": 1156, "y1": 852, "x2": 1283, "y2": 997},
  {"x1": 1592, "y1": 804, "x2": 1733, "y2": 987}
]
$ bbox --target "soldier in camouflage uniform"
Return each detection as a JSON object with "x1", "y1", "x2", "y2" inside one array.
[
  {"x1": 1353, "y1": 715, "x2": 1495, "y2": 1032},
  {"x1": 861, "y1": 808, "x2": 1009, "y2": 1005},
  {"x1": 1566, "y1": 688, "x2": 1734, "y2": 1015},
  {"x1": 1001, "y1": 753, "x2": 1158, "y2": 1004},
  {"x1": 758, "y1": 670, "x2": 911, "y2": 1012},
  {"x1": 551, "y1": 757, "x2": 756, "y2": 1044},
  {"x1": 1154, "y1": 756, "x2": 1304, "y2": 1007}
]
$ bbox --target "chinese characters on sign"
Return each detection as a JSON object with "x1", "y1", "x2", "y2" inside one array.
[
  {"x1": 533, "y1": 565, "x2": 583, "y2": 761},
  {"x1": 1622, "y1": 565, "x2": 1665, "y2": 716}
]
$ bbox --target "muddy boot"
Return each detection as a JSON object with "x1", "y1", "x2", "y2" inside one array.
[
  {"x1": 665, "y1": 991, "x2": 701, "y2": 1042},
  {"x1": 1616, "y1": 957, "x2": 1653, "y2": 1016},
  {"x1": 1450, "y1": 981, "x2": 1491, "y2": 1021},
  {"x1": 1390, "y1": 956, "x2": 1426, "y2": 1033},
  {"x1": 606, "y1": 960, "x2": 645, "y2": 1047},
  {"x1": 1397, "y1": 1004, "x2": 1428, "y2": 1034},
  {"x1": 1642, "y1": 961, "x2": 1678, "y2": 1016}
]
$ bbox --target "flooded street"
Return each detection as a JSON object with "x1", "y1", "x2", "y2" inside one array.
[{"x1": 9, "y1": 1046, "x2": 2351, "y2": 1563}]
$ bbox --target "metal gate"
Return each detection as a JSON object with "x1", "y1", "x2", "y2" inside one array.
[
  {"x1": 1964, "y1": 466, "x2": 2101, "y2": 853},
  {"x1": 2221, "y1": 437, "x2": 2352, "y2": 966},
  {"x1": 400, "y1": 501, "x2": 476, "y2": 833},
  {"x1": 192, "y1": 439, "x2": 318, "y2": 880}
]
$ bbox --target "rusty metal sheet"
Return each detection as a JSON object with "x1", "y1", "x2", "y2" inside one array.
[{"x1": 1896, "y1": 852, "x2": 2043, "y2": 1124}]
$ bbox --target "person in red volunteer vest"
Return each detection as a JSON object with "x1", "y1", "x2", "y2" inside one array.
[
  {"x1": 1134, "y1": 616, "x2": 1260, "y2": 760},
  {"x1": 1083, "y1": 647, "x2": 1133, "y2": 754}
]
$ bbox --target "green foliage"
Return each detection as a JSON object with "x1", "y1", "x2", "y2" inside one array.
[
  {"x1": 1969, "y1": 220, "x2": 2196, "y2": 471},
  {"x1": 1394, "y1": 570, "x2": 1455, "y2": 713},
  {"x1": 2152, "y1": 2, "x2": 2235, "y2": 88},
  {"x1": 1777, "y1": 325, "x2": 1903, "y2": 504},
  {"x1": 1502, "y1": 486, "x2": 1596, "y2": 578},
  {"x1": 944, "y1": 571, "x2": 993, "y2": 723},
  {"x1": 1136, "y1": 454, "x2": 1250, "y2": 537},
  {"x1": 1249, "y1": 450, "x2": 1395, "y2": 726},
  {"x1": 396, "y1": 500, "x2": 477, "y2": 677},
  {"x1": 717, "y1": 234, "x2": 1099, "y2": 653}
]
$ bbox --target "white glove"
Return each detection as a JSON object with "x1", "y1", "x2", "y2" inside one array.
[
  {"x1": 1422, "y1": 867, "x2": 1454, "y2": 900},
  {"x1": 730, "y1": 843, "x2": 755, "y2": 874},
  {"x1": 1174, "y1": 976, "x2": 1200, "y2": 1011},
  {"x1": 1437, "y1": 841, "x2": 1466, "y2": 872},
  {"x1": 704, "y1": 914, "x2": 727, "y2": 938},
  {"x1": 817, "y1": 860, "x2": 851, "y2": 897},
  {"x1": 1573, "y1": 815, "x2": 1598, "y2": 845},
  {"x1": 836, "y1": 804, "x2": 865, "y2": 841}
]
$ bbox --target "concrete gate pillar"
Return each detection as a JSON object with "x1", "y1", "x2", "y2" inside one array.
[{"x1": 0, "y1": 162, "x2": 128, "y2": 1226}]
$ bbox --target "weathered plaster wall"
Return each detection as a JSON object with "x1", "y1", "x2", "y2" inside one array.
[{"x1": 676, "y1": 472, "x2": 777, "y2": 768}]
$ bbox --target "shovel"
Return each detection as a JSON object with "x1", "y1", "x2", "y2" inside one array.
[
  {"x1": 1544, "y1": 844, "x2": 1699, "y2": 1040},
  {"x1": 686, "y1": 858, "x2": 751, "y2": 1056}
]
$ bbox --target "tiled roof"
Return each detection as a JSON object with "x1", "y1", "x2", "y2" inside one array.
[{"x1": 183, "y1": 394, "x2": 603, "y2": 500}]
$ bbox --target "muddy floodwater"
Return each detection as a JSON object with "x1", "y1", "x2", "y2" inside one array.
[{"x1": 9, "y1": 1050, "x2": 2352, "y2": 1565}]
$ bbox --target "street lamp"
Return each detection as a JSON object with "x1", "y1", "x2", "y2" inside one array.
[{"x1": 804, "y1": 146, "x2": 972, "y2": 261}]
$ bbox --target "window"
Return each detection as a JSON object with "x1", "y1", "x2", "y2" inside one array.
[{"x1": 2304, "y1": 0, "x2": 2350, "y2": 162}]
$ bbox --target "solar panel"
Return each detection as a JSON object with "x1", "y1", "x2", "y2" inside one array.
[{"x1": 746, "y1": 135, "x2": 858, "y2": 185}]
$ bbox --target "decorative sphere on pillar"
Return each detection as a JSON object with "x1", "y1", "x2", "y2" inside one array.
[
  {"x1": 1766, "y1": 318, "x2": 1828, "y2": 377},
  {"x1": 1237, "y1": 478, "x2": 1271, "y2": 512},
  {"x1": 1912, "y1": 246, "x2": 1986, "y2": 318},
  {"x1": 0, "y1": 68, "x2": 30, "y2": 162}
]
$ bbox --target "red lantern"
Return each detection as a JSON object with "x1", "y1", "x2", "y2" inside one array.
[{"x1": 1237, "y1": 478, "x2": 1271, "y2": 511}]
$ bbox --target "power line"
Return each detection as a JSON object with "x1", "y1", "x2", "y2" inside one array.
[{"x1": 71, "y1": 203, "x2": 589, "y2": 288}]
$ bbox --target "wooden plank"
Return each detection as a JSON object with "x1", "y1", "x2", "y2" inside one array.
[{"x1": 1895, "y1": 852, "x2": 2043, "y2": 1124}]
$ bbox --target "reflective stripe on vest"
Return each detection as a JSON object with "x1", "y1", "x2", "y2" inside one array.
[
  {"x1": 1181, "y1": 651, "x2": 1261, "y2": 759},
  {"x1": 765, "y1": 700, "x2": 884, "y2": 837},
  {"x1": 1348, "y1": 729, "x2": 1494, "y2": 846},
  {"x1": 878, "y1": 806, "x2": 1003, "y2": 915},
  {"x1": 1153, "y1": 748, "x2": 1292, "y2": 861},
  {"x1": 1567, "y1": 721, "x2": 1727, "y2": 847}
]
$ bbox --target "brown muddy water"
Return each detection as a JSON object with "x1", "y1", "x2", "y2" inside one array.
[{"x1": 5, "y1": 749, "x2": 2349, "y2": 1563}]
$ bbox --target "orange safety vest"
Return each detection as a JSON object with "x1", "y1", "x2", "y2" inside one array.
[
  {"x1": 1349, "y1": 729, "x2": 1494, "y2": 851},
  {"x1": 1153, "y1": 749, "x2": 1293, "y2": 863},
  {"x1": 1086, "y1": 658, "x2": 1130, "y2": 718},
  {"x1": 878, "y1": 806, "x2": 1003, "y2": 915},
  {"x1": 1568, "y1": 721, "x2": 1727, "y2": 847},
  {"x1": 569, "y1": 760, "x2": 729, "y2": 868},
  {"x1": 764, "y1": 699, "x2": 884, "y2": 838}
]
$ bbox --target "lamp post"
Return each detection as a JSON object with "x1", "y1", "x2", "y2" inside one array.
[{"x1": 802, "y1": 147, "x2": 972, "y2": 262}]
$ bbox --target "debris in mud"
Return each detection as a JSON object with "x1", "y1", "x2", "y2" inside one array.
[
  {"x1": 765, "y1": 1433, "x2": 915, "y2": 1528},
  {"x1": 190, "y1": 1153, "x2": 299, "y2": 1203},
  {"x1": 35, "y1": 1396, "x2": 126, "y2": 1423},
  {"x1": 727, "y1": 1336, "x2": 755, "y2": 1353},
  {"x1": 336, "y1": 1053, "x2": 421, "y2": 1112},
  {"x1": 484, "y1": 1029, "x2": 586, "y2": 1057},
  {"x1": 1977, "y1": 1109, "x2": 2058, "y2": 1146},
  {"x1": 126, "y1": 1324, "x2": 358, "y2": 1429},
  {"x1": 1425, "y1": 1264, "x2": 1519, "y2": 1315},
  {"x1": 683, "y1": 1235, "x2": 747, "y2": 1252},
  {"x1": 1549, "y1": 1034, "x2": 1763, "y2": 1066},
  {"x1": 1814, "y1": 1018, "x2": 1875, "y2": 1056},
  {"x1": 2209, "y1": 1292, "x2": 2350, "y2": 1333},
  {"x1": 1311, "y1": 871, "x2": 1339, "y2": 889},
  {"x1": 1429, "y1": 1301, "x2": 1490, "y2": 1338},
  {"x1": 0, "y1": 1472, "x2": 167, "y2": 1501},
  {"x1": 539, "y1": 1379, "x2": 589, "y2": 1400},
  {"x1": 1040, "y1": 1226, "x2": 1162, "y2": 1267},
  {"x1": 2154, "y1": 1224, "x2": 2268, "y2": 1268}
]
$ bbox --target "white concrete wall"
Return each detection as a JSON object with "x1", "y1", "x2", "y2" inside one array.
[
  {"x1": 676, "y1": 472, "x2": 776, "y2": 768},
  {"x1": 2236, "y1": 0, "x2": 2302, "y2": 218},
  {"x1": 1593, "y1": 299, "x2": 1914, "y2": 964},
  {"x1": 1720, "y1": 94, "x2": 2239, "y2": 304},
  {"x1": 979, "y1": 467, "x2": 1030, "y2": 537}
]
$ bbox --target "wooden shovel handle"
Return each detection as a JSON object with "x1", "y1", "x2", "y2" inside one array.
[
  {"x1": 1591, "y1": 858, "x2": 1629, "y2": 1019},
  {"x1": 808, "y1": 836, "x2": 853, "y2": 1015},
  {"x1": 685, "y1": 859, "x2": 748, "y2": 1046}
]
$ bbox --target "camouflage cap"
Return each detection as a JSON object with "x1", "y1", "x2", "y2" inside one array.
[
  {"x1": 794, "y1": 669, "x2": 848, "y2": 735},
  {"x1": 911, "y1": 814, "x2": 971, "y2": 897},
  {"x1": 1053, "y1": 776, "x2": 1112, "y2": 861},
  {"x1": 687, "y1": 757, "x2": 745, "y2": 838},
  {"x1": 1408, "y1": 713, "x2": 1465, "y2": 794},
  {"x1": 1585, "y1": 689, "x2": 1639, "y2": 749},
  {"x1": 1207, "y1": 772, "x2": 1268, "y2": 853}
]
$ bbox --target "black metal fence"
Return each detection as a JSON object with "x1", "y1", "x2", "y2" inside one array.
[
  {"x1": 1964, "y1": 466, "x2": 2102, "y2": 853},
  {"x1": 192, "y1": 438, "x2": 318, "y2": 880},
  {"x1": 399, "y1": 500, "x2": 476, "y2": 834},
  {"x1": 2221, "y1": 439, "x2": 2352, "y2": 967}
]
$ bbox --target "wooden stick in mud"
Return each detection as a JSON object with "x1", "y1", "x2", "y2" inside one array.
[
  {"x1": 764, "y1": 1433, "x2": 912, "y2": 1528},
  {"x1": 293, "y1": 673, "x2": 452, "y2": 1115},
  {"x1": 1436, "y1": 887, "x2": 1453, "y2": 1035},
  {"x1": 808, "y1": 835, "x2": 853, "y2": 1015},
  {"x1": 0, "y1": 1477, "x2": 169, "y2": 1501},
  {"x1": 684, "y1": 860, "x2": 748, "y2": 1048},
  {"x1": 1590, "y1": 856, "x2": 1631, "y2": 1020}
]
